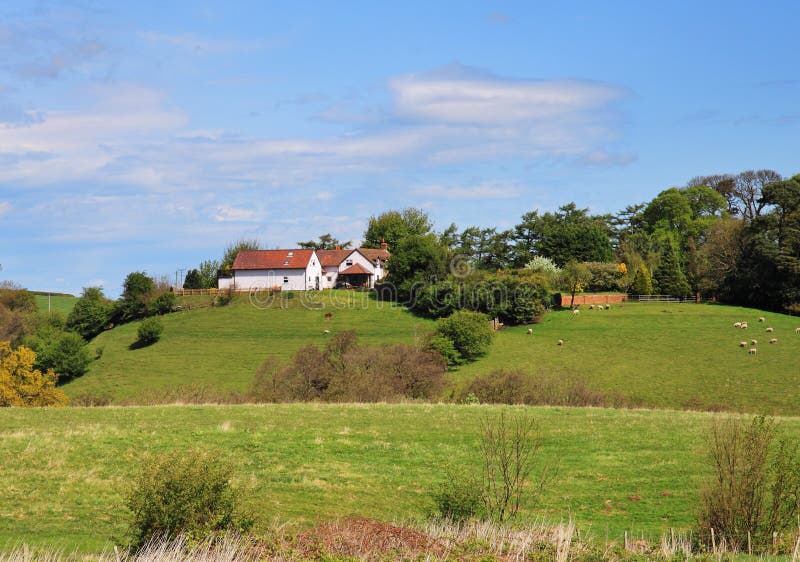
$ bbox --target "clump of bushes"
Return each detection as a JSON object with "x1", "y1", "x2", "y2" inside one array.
[
  {"x1": 0, "y1": 341, "x2": 68, "y2": 407},
  {"x1": 433, "y1": 311, "x2": 493, "y2": 366},
  {"x1": 248, "y1": 331, "x2": 445, "y2": 402},
  {"x1": 696, "y1": 415, "x2": 800, "y2": 554},
  {"x1": 136, "y1": 317, "x2": 163, "y2": 347},
  {"x1": 125, "y1": 450, "x2": 252, "y2": 549}
]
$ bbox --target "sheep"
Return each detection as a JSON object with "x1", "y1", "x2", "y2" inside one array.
[
  {"x1": 597, "y1": 305, "x2": 604, "y2": 310},
  {"x1": 758, "y1": 317, "x2": 765, "y2": 323},
  {"x1": 739, "y1": 341, "x2": 747, "y2": 348},
  {"x1": 557, "y1": 339, "x2": 564, "y2": 346},
  {"x1": 734, "y1": 322, "x2": 742, "y2": 328},
  {"x1": 323, "y1": 329, "x2": 331, "y2": 334},
  {"x1": 588, "y1": 304, "x2": 594, "y2": 310},
  {"x1": 751, "y1": 339, "x2": 757, "y2": 346},
  {"x1": 605, "y1": 304, "x2": 611, "y2": 309},
  {"x1": 770, "y1": 338, "x2": 778, "y2": 344},
  {"x1": 748, "y1": 348, "x2": 757, "y2": 355},
  {"x1": 572, "y1": 309, "x2": 580, "y2": 316},
  {"x1": 795, "y1": 327, "x2": 800, "y2": 334},
  {"x1": 766, "y1": 327, "x2": 774, "y2": 333},
  {"x1": 527, "y1": 328, "x2": 533, "y2": 335},
  {"x1": 740, "y1": 322, "x2": 748, "y2": 329}
]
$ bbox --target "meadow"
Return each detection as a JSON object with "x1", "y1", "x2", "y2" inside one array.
[
  {"x1": 5, "y1": 403, "x2": 797, "y2": 554},
  {"x1": 62, "y1": 292, "x2": 800, "y2": 414},
  {"x1": 33, "y1": 293, "x2": 76, "y2": 316}
]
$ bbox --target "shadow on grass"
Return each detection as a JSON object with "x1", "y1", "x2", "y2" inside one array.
[{"x1": 129, "y1": 339, "x2": 157, "y2": 350}]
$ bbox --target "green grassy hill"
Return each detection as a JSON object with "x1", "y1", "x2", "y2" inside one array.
[
  {"x1": 65, "y1": 291, "x2": 434, "y2": 402},
  {"x1": 5, "y1": 403, "x2": 795, "y2": 553},
  {"x1": 33, "y1": 293, "x2": 76, "y2": 315},
  {"x1": 64, "y1": 293, "x2": 800, "y2": 414}
]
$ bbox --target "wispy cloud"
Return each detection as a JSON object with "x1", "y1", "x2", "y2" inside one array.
[
  {"x1": 410, "y1": 182, "x2": 521, "y2": 199},
  {"x1": 214, "y1": 205, "x2": 264, "y2": 222},
  {"x1": 139, "y1": 31, "x2": 265, "y2": 54},
  {"x1": 0, "y1": 201, "x2": 10, "y2": 216}
]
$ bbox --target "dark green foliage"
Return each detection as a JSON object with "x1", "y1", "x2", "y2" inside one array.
[
  {"x1": 34, "y1": 332, "x2": 92, "y2": 382},
  {"x1": 697, "y1": 416, "x2": 800, "y2": 553},
  {"x1": 115, "y1": 272, "x2": 156, "y2": 322},
  {"x1": 198, "y1": 260, "x2": 220, "y2": 289},
  {"x1": 136, "y1": 317, "x2": 163, "y2": 347},
  {"x1": 147, "y1": 291, "x2": 176, "y2": 315},
  {"x1": 495, "y1": 276, "x2": 547, "y2": 325},
  {"x1": 435, "y1": 311, "x2": 493, "y2": 365},
  {"x1": 425, "y1": 333, "x2": 461, "y2": 367},
  {"x1": 583, "y1": 262, "x2": 624, "y2": 292},
  {"x1": 66, "y1": 287, "x2": 113, "y2": 340},
  {"x1": 630, "y1": 263, "x2": 654, "y2": 295},
  {"x1": 653, "y1": 238, "x2": 691, "y2": 298},
  {"x1": 388, "y1": 233, "x2": 450, "y2": 299},
  {"x1": 296, "y1": 233, "x2": 351, "y2": 250},
  {"x1": 125, "y1": 450, "x2": 251, "y2": 548},
  {"x1": 183, "y1": 269, "x2": 202, "y2": 289}
]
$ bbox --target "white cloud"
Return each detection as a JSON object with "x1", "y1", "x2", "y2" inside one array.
[
  {"x1": 410, "y1": 182, "x2": 521, "y2": 200},
  {"x1": 214, "y1": 205, "x2": 263, "y2": 223}
]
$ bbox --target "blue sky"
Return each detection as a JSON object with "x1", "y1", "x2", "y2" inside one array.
[{"x1": 1, "y1": 1, "x2": 798, "y2": 297}]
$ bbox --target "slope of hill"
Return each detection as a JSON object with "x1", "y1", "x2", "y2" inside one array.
[
  {"x1": 64, "y1": 291, "x2": 434, "y2": 402},
  {"x1": 33, "y1": 293, "x2": 77, "y2": 315},
  {"x1": 6, "y1": 403, "x2": 794, "y2": 553},
  {"x1": 64, "y1": 293, "x2": 800, "y2": 414}
]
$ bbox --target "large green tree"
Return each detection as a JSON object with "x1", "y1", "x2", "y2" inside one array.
[
  {"x1": 362, "y1": 208, "x2": 433, "y2": 250},
  {"x1": 386, "y1": 234, "x2": 450, "y2": 299},
  {"x1": 66, "y1": 287, "x2": 113, "y2": 340},
  {"x1": 297, "y1": 233, "x2": 351, "y2": 250},
  {"x1": 653, "y1": 237, "x2": 691, "y2": 298}
]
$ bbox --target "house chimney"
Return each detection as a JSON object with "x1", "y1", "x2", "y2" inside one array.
[
  {"x1": 335, "y1": 245, "x2": 341, "y2": 250},
  {"x1": 380, "y1": 238, "x2": 388, "y2": 251}
]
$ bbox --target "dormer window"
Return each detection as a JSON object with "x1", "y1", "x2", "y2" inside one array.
[
  {"x1": 283, "y1": 261, "x2": 289, "y2": 265},
  {"x1": 345, "y1": 259, "x2": 353, "y2": 266},
  {"x1": 287, "y1": 251, "x2": 294, "y2": 257}
]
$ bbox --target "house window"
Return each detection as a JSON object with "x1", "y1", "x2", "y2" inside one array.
[
  {"x1": 327, "y1": 276, "x2": 332, "y2": 282},
  {"x1": 283, "y1": 261, "x2": 289, "y2": 265},
  {"x1": 345, "y1": 259, "x2": 353, "y2": 266},
  {"x1": 283, "y1": 276, "x2": 288, "y2": 283},
  {"x1": 287, "y1": 251, "x2": 294, "y2": 257}
]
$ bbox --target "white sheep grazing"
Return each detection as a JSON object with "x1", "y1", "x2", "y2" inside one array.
[
  {"x1": 739, "y1": 341, "x2": 747, "y2": 348},
  {"x1": 770, "y1": 338, "x2": 778, "y2": 344},
  {"x1": 597, "y1": 304, "x2": 604, "y2": 310},
  {"x1": 588, "y1": 304, "x2": 594, "y2": 310},
  {"x1": 766, "y1": 327, "x2": 774, "y2": 333},
  {"x1": 734, "y1": 322, "x2": 742, "y2": 328},
  {"x1": 572, "y1": 308, "x2": 580, "y2": 316},
  {"x1": 323, "y1": 329, "x2": 331, "y2": 334},
  {"x1": 740, "y1": 322, "x2": 748, "y2": 329},
  {"x1": 751, "y1": 339, "x2": 757, "y2": 346},
  {"x1": 758, "y1": 317, "x2": 765, "y2": 323},
  {"x1": 795, "y1": 327, "x2": 800, "y2": 334},
  {"x1": 605, "y1": 304, "x2": 611, "y2": 309},
  {"x1": 557, "y1": 339, "x2": 564, "y2": 346},
  {"x1": 527, "y1": 328, "x2": 533, "y2": 335},
  {"x1": 749, "y1": 348, "x2": 757, "y2": 355}
]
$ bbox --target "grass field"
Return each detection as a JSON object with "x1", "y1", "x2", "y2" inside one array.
[
  {"x1": 33, "y1": 293, "x2": 77, "y2": 316},
  {"x1": 5, "y1": 403, "x2": 797, "y2": 554},
  {"x1": 64, "y1": 293, "x2": 800, "y2": 413},
  {"x1": 64, "y1": 291, "x2": 434, "y2": 402}
]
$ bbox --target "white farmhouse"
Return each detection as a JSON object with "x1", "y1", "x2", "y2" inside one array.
[{"x1": 219, "y1": 241, "x2": 390, "y2": 291}]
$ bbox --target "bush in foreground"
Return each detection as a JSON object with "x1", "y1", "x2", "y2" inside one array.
[
  {"x1": 125, "y1": 450, "x2": 251, "y2": 548},
  {"x1": 434, "y1": 310, "x2": 493, "y2": 365},
  {"x1": 0, "y1": 341, "x2": 67, "y2": 407}
]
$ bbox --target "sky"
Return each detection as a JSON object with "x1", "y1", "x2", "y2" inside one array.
[{"x1": 0, "y1": 0, "x2": 798, "y2": 297}]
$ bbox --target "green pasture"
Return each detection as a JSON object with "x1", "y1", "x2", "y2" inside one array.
[
  {"x1": 33, "y1": 293, "x2": 77, "y2": 316},
  {"x1": 5, "y1": 404, "x2": 793, "y2": 554}
]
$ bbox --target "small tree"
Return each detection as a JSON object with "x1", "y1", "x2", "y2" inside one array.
[
  {"x1": 0, "y1": 342, "x2": 67, "y2": 407},
  {"x1": 435, "y1": 311, "x2": 493, "y2": 364},
  {"x1": 35, "y1": 332, "x2": 92, "y2": 382},
  {"x1": 66, "y1": 287, "x2": 113, "y2": 340},
  {"x1": 136, "y1": 317, "x2": 163, "y2": 347},
  {"x1": 653, "y1": 238, "x2": 691, "y2": 298},
  {"x1": 629, "y1": 262, "x2": 654, "y2": 295},
  {"x1": 559, "y1": 260, "x2": 592, "y2": 307},
  {"x1": 183, "y1": 269, "x2": 202, "y2": 289},
  {"x1": 198, "y1": 260, "x2": 220, "y2": 289}
]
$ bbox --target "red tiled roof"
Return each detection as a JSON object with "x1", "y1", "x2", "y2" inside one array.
[
  {"x1": 232, "y1": 249, "x2": 315, "y2": 270},
  {"x1": 339, "y1": 263, "x2": 372, "y2": 275},
  {"x1": 359, "y1": 248, "x2": 390, "y2": 262},
  {"x1": 316, "y1": 249, "x2": 353, "y2": 267}
]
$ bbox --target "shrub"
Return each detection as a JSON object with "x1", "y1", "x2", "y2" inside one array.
[
  {"x1": 35, "y1": 332, "x2": 92, "y2": 382},
  {"x1": 147, "y1": 291, "x2": 176, "y2": 315},
  {"x1": 696, "y1": 415, "x2": 800, "y2": 553},
  {"x1": 435, "y1": 311, "x2": 493, "y2": 364},
  {"x1": 136, "y1": 317, "x2": 163, "y2": 347},
  {"x1": 125, "y1": 450, "x2": 251, "y2": 548},
  {"x1": 0, "y1": 342, "x2": 67, "y2": 407},
  {"x1": 432, "y1": 467, "x2": 483, "y2": 522},
  {"x1": 426, "y1": 333, "x2": 462, "y2": 367},
  {"x1": 583, "y1": 261, "x2": 624, "y2": 292},
  {"x1": 629, "y1": 263, "x2": 654, "y2": 295}
]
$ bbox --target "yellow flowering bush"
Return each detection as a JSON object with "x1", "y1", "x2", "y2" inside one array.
[{"x1": 0, "y1": 341, "x2": 68, "y2": 407}]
